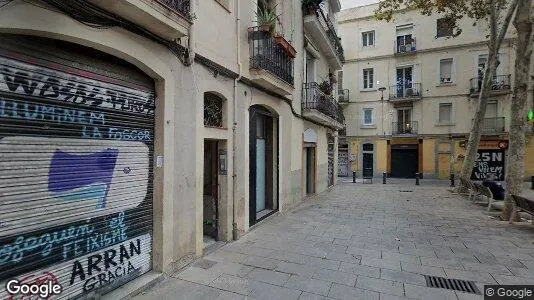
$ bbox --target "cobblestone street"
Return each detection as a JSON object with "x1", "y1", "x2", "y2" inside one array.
[{"x1": 134, "y1": 182, "x2": 534, "y2": 300}]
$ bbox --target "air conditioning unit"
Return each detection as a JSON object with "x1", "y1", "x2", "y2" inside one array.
[{"x1": 441, "y1": 77, "x2": 452, "y2": 83}]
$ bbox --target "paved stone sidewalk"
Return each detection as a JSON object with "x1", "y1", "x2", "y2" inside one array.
[{"x1": 133, "y1": 182, "x2": 534, "y2": 300}]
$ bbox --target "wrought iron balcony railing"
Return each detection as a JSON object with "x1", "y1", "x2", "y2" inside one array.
[
  {"x1": 473, "y1": 117, "x2": 506, "y2": 133},
  {"x1": 303, "y1": 82, "x2": 341, "y2": 121},
  {"x1": 249, "y1": 27, "x2": 294, "y2": 85},
  {"x1": 392, "y1": 121, "x2": 418, "y2": 135},
  {"x1": 394, "y1": 38, "x2": 417, "y2": 54},
  {"x1": 389, "y1": 83, "x2": 422, "y2": 100},
  {"x1": 155, "y1": 0, "x2": 190, "y2": 18},
  {"x1": 338, "y1": 89, "x2": 349, "y2": 103},
  {"x1": 313, "y1": 8, "x2": 345, "y2": 63},
  {"x1": 469, "y1": 74, "x2": 511, "y2": 94}
]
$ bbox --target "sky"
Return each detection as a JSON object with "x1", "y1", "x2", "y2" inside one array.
[{"x1": 340, "y1": 0, "x2": 379, "y2": 9}]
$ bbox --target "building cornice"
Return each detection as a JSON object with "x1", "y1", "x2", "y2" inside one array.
[{"x1": 343, "y1": 38, "x2": 515, "y2": 64}]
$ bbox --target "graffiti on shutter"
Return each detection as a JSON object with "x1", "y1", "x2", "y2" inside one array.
[
  {"x1": 338, "y1": 150, "x2": 349, "y2": 177},
  {"x1": 470, "y1": 149, "x2": 505, "y2": 181},
  {"x1": 0, "y1": 52, "x2": 155, "y2": 299}
]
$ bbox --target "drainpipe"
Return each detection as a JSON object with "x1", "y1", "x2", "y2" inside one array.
[
  {"x1": 185, "y1": 1, "x2": 196, "y2": 65},
  {"x1": 232, "y1": 0, "x2": 242, "y2": 241}
]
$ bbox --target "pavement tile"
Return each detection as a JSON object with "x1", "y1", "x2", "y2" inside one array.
[
  {"x1": 380, "y1": 269, "x2": 427, "y2": 286},
  {"x1": 339, "y1": 262, "x2": 381, "y2": 278},
  {"x1": 246, "y1": 268, "x2": 290, "y2": 286},
  {"x1": 276, "y1": 262, "x2": 317, "y2": 277},
  {"x1": 443, "y1": 268, "x2": 497, "y2": 284},
  {"x1": 312, "y1": 268, "x2": 357, "y2": 286},
  {"x1": 382, "y1": 251, "x2": 421, "y2": 264},
  {"x1": 298, "y1": 292, "x2": 334, "y2": 300},
  {"x1": 420, "y1": 257, "x2": 465, "y2": 269},
  {"x1": 328, "y1": 283, "x2": 380, "y2": 300},
  {"x1": 401, "y1": 262, "x2": 447, "y2": 277},
  {"x1": 241, "y1": 255, "x2": 282, "y2": 270},
  {"x1": 209, "y1": 274, "x2": 254, "y2": 295},
  {"x1": 285, "y1": 275, "x2": 332, "y2": 296},
  {"x1": 249, "y1": 281, "x2": 302, "y2": 300},
  {"x1": 361, "y1": 257, "x2": 402, "y2": 271},
  {"x1": 175, "y1": 266, "x2": 221, "y2": 285},
  {"x1": 404, "y1": 283, "x2": 458, "y2": 300},
  {"x1": 346, "y1": 246, "x2": 383, "y2": 259},
  {"x1": 355, "y1": 275, "x2": 405, "y2": 296}
]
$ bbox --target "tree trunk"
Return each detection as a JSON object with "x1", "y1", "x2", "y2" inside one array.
[
  {"x1": 457, "y1": 0, "x2": 520, "y2": 193},
  {"x1": 502, "y1": 0, "x2": 533, "y2": 221},
  {"x1": 457, "y1": 53, "x2": 500, "y2": 193}
]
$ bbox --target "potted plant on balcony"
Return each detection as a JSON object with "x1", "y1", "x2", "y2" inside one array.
[
  {"x1": 302, "y1": 0, "x2": 323, "y2": 15},
  {"x1": 318, "y1": 79, "x2": 333, "y2": 95},
  {"x1": 274, "y1": 33, "x2": 297, "y2": 58},
  {"x1": 255, "y1": 6, "x2": 278, "y2": 36}
]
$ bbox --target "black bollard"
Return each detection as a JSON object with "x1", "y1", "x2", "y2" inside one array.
[
  {"x1": 531, "y1": 175, "x2": 534, "y2": 190},
  {"x1": 415, "y1": 173, "x2": 420, "y2": 186},
  {"x1": 353, "y1": 172, "x2": 356, "y2": 183},
  {"x1": 383, "y1": 172, "x2": 387, "y2": 184},
  {"x1": 450, "y1": 174, "x2": 455, "y2": 187}
]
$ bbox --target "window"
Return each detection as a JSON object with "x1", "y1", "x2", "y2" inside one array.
[
  {"x1": 437, "y1": 17, "x2": 455, "y2": 38},
  {"x1": 439, "y1": 58, "x2": 453, "y2": 83},
  {"x1": 204, "y1": 92, "x2": 224, "y2": 127},
  {"x1": 438, "y1": 103, "x2": 452, "y2": 123},
  {"x1": 363, "y1": 68, "x2": 374, "y2": 89},
  {"x1": 362, "y1": 31, "x2": 375, "y2": 47},
  {"x1": 486, "y1": 101, "x2": 498, "y2": 118},
  {"x1": 363, "y1": 108, "x2": 374, "y2": 125}
]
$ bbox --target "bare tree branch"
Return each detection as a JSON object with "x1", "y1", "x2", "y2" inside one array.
[{"x1": 495, "y1": 0, "x2": 520, "y2": 48}]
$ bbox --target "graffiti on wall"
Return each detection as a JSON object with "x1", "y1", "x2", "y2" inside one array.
[
  {"x1": 471, "y1": 149, "x2": 505, "y2": 181},
  {"x1": 0, "y1": 54, "x2": 154, "y2": 299}
]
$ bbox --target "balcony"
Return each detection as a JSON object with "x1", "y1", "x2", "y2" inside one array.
[
  {"x1": 303, "y1": 7, "x2": 344, "y2": 71},
  {"x1": 338, "y1": 89, "x2": 349, "y2": 105},
  {"x1": 89, "y1": 0, "x2": 191, "y2": 40},
  {"x1": 389, "y1": 83, "x2": 422, "y2": 103},
  {"x1": 302, "y1": 83, "x2": 344, "y2": 130},
  {"x1": 469, "y1": 74, "x2": 511, "y2": 97},
  {"x1": 394, "y1": 39, "x2": 417, "y2": 55},
  {"x1": 478, "y1": 117, "x2": 506, "y2": 134},
  {"x1": 248, "y1": 27, "x2": 295, "y2": 96},
  {"x1": 392, "y1": 121, "x2": 418, "y2": 135}
]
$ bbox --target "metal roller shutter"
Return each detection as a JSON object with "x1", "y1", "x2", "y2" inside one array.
[{"x1": 0, "y1": 35, "x2": 155, "y2": 299}]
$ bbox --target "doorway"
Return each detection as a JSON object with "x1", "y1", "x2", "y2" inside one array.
[
  {"x1": 249, "y1": 106, "x2": 278, "y2": 226},
  {"x1": 391, "y1": 145, "x2": 419, "y2": 178},
  {"x1": 362, "y1": 143, "x2": 374, "y2": 178},
  {"x1": 203, "y1": 140, "x2": 219, "y2": 244},
  {"x1": 306, "y1": 146, "x2": 316, "y2": 194},
  {"x1": 396, "y1": 66, "x2": 413, "y2": 98}
]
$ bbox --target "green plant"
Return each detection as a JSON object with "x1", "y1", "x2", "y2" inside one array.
[
  {"x1": 318, "y1": 79, "x2": 333, "y2": 95},
  {"x1": 255, "y1": 6, "x2": 279, "y2": 35}
]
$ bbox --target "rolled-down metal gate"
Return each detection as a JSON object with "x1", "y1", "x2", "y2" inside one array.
[{"x1": 0, "y1": 35, "x2": 155, "y2": 299}]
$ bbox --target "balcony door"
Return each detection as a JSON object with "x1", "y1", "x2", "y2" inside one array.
[
  {"x1": 397, "y1": 108, "x2": 412, "y2": 133},
  {"x1": 396, "y1": 24, "x2": 413, "y2": 52},
  {"x1": 396, "y1": 66, "x2": 413, "y2": 97}
]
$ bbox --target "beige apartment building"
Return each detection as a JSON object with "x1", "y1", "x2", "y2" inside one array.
[
  {"x1": 338, "y1": 3, "x2": 534, "y2": 181},
  {"x1": 0, "y1": 0, "x2": 344, "y2": 298}
]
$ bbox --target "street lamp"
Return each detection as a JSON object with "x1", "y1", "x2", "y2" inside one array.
[{"x1": 378, "y1": 86, "x2": 386, "y2": 135}]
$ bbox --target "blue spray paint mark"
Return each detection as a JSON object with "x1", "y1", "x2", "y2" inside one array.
[{"x1": 48, "y1": 148, "x2": 119, "y2": 208}]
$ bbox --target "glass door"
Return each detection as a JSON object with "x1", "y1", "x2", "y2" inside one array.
[
  {"x1": 396, "y1": 67, "x2": 413, "y2": 98},
  {"x1": 397, "y1": 108, "x2": 412, "y2": 133}
]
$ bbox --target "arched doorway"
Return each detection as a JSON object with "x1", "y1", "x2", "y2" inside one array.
[
  {"x1": 249, "y1": 105, "x2": 278, "y2": 226},
  {"x1": 0, "y1": 34, "x2": 156, "y2": 297}
]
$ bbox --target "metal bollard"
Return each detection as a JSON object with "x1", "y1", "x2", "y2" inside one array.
[
  {"x1": 383, "y1": 172, "x2": 387, "y2": 184},
  {"x1": 353, "y1": 172, "x2": 356, "y2": 183},
  {"x1": 415, "y1": 173, "x2": 420, "y2": 186},
  {"x1": 531, "y1": 175, "x2": 534, "y2": 190},
  {"x1": 450, "y1": 174, "x2": 455, "y2": 187}
]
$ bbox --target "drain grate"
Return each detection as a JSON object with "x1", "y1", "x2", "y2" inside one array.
[
  {"x1": 399, "y1": 190, "x2": 413, "y2": 193},
  {"x1": 424, "y1": 275, "x2": 480, "y2": 294}
]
